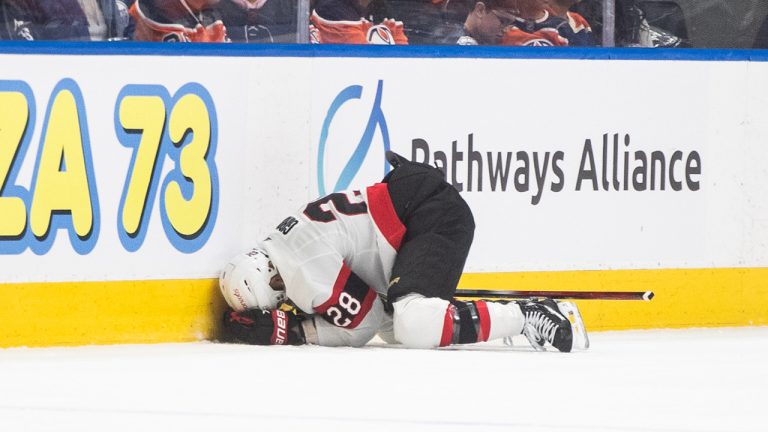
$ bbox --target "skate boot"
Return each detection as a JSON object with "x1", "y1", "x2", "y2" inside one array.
[{"x1": 519, "y1": 299, "x2": 589, "y2": 352}]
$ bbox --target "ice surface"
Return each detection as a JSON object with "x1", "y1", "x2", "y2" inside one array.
[{"x1": 0, "y1": 327, "x2": 765, "y2": 432}]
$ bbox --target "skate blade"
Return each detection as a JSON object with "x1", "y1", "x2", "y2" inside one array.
[
  {"x1": 503, "y1": 336, "x2": 514, "y2": 347},
  {"x1": 557, "y1": 301, "x2": 590, "y2": 350}
]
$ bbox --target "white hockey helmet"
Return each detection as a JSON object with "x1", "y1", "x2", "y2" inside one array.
[{"x1": 219, "y1": 247, "x2": 285, "y2": 311}]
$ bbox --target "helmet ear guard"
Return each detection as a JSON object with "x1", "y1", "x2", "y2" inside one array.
[{"x1": 219, "y1": 247, "x2": 285, "y2": 311}]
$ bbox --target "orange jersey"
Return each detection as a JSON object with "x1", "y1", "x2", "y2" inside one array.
[
  {"x1": 129, "y1": 0, "x2": 227, "y2": 42},
  {"x1": 501, "y1": 27, "x2": 569, "y2": 47},
  {"x1": 309, "y1": 11, "x2": 408, "y2": 45}
]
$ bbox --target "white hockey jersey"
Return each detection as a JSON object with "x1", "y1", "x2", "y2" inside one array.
[{"x1": 262, "y1": 183, "x2": 404, "y2": 343}]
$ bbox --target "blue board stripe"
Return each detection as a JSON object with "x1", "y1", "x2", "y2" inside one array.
[{"x1": 0, "y1": 41, "x2": 767, "y2": 62}]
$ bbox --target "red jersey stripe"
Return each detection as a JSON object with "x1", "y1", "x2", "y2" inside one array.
[
  {"x1": 315, "y1": 265, "x2": 351, "y2": 314},
  {"x1": 366, "y1": 183, "x2": 406, "y2": 250},
  {"x1": 348, "y1": 287, "x2": 378, "y2": 329}
]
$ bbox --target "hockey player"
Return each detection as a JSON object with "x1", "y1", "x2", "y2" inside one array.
[
  {"x1": 543, "y1": 0, "x2": 596, "y2": 46},
  {"x1": 216, "y1": 0, "x2": 296, "y2": 43},
  {"x1": 0, "y1": 0, "x2": 131, "y2": 41},
  {"x1": 458, "y1": 0, "x2": 569, "y2": 46},
  {"x1": 309, "y1": 0, "x2": 408, "y2": 45},
  {"x1": 219, "y1": 151, "x2": 587, "y2": 351},
  {"x1": 129, "y1": 0, "x2": 227, "y2": 42},
  {"x1": 502, "y1": 0, "x2": 599, "y2": 46}
]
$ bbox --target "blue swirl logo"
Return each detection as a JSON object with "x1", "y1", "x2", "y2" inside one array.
[{"x1": 317, "y1": 80, "x2": 391, "y2": 196}]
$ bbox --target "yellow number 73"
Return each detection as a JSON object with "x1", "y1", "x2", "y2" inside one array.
[{"x1": 116, "y1": 84, "x2": 218, "y2": 253}]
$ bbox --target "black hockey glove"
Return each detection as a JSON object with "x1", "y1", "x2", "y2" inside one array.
[{"x1": 223, "y1": 308, "x2": 305, "y2": 345}]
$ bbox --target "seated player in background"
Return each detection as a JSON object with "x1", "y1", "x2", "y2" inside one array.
[
  {"x1": 216, "y1": 0, "x2": 297, "y2": 43},
  {"x1": 129, "y1": 0, "x2": 227, "y2": 42},
  {"x1": 543, "y1": 0, "x2": 596, "y2": 46},
  {"x1": 458, "y1": 0, "x2": 567, "y2": 46},
  {"x1": 0, "y1": 0, "x2": 131, "y2": 41},
  {"x1": 309, "y1": 0, "x2": 408, "y2": 44},
  {"x1": 499, "y1": 0, "x2": 597, "y2": 46},
  {"x1": 457, "y1": 0, "x2": 503, "y2": 45},
  {"x1": 219, "y1": 151, "x2": 588, "y2": 351}
]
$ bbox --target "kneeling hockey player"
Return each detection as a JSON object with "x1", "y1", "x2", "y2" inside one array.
[{"x1": 219, "y1": 151, "x2": 587, "y2": 351}]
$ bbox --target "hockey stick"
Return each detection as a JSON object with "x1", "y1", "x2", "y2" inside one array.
[{"x1": 455, "y1": 289, "x2": 654, "y2": 301}]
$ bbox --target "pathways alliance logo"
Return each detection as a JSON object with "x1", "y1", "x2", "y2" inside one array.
[{"x1": 317, "y1": 80, "x2": 391, "y2": 196}]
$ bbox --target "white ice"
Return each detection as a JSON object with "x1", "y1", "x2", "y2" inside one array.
[{"x1": 0, "y1": 327, "x2": 765, "y2": 432}]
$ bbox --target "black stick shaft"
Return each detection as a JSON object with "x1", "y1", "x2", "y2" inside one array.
[{"x1": 455, "y1": 289, "x2": 654, "y2": 301}]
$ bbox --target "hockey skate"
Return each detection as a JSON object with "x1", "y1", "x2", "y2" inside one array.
[{"x1": 518, "y1": 299, "x2": 589, "y2": 352}]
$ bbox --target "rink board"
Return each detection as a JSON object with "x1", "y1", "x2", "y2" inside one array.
[
  {"x1": 0, "y1": 44, "x2": 767, "y2": 346},
  {"x1": 1, "y1": 268, "x2": 767, "y2": 347}
]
